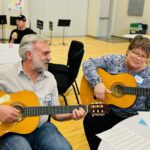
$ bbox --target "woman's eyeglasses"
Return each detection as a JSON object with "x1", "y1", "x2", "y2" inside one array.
[{"x1": 131, "y1": 50, "x2": 148, "y2": 60}]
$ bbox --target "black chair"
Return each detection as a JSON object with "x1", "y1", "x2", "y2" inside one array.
[
  {"x1": 49, "y1": 40, "x2": 84, "y2": 94},
  {"x1": 48, "y1": 41, "x2": 84, "y2": 105}
]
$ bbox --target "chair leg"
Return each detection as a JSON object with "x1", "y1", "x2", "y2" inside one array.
[
  {"x1": 75, "y1": 80, "x2": 80, "y2": 95},
  {"x1": 61, "y1": 94, "x2": 68, "y2": 105},
  {"x1": 72, "y1": 84, "x2": 80, "y2": 104}
]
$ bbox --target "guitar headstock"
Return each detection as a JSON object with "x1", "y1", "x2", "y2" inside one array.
[{"x1": 88, "y1": 102, "x2": 109, "y2": 116}]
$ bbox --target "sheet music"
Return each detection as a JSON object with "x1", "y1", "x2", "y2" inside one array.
[{"x1": 97, "y1": 125, "x2": 150, "y2": 150}]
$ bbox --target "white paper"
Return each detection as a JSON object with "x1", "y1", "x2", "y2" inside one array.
[
  {"x1": 0, "y1": 43, "x2": 21, "y2": 64},
  {"x1": 123, "y1": 34, "x2": 150, "y2": 39},
  {"x1": 97, "y1": 125, "x2": 150, "y2": 150}
]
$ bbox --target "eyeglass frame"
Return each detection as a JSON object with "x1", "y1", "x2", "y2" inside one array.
[{"x1": 131, "y1": 49, "x2": 148, "y2": 60}]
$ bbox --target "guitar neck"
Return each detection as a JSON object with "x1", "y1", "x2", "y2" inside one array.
[
  {"x1": 22, "y1": 105, "x2": 88, "y2": 117},
  {"x1": 124, "y1": 87, "x2": 150, "y2": 96}
]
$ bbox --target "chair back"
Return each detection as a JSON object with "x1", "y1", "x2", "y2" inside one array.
[
  {"x1": 67, "y1": 48, "x2": 84, "y2": 86},
  {"x1": 67, "y1": 40, "x2": 84, "y2": 66}
]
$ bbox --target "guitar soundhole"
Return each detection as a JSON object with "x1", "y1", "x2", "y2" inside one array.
[
  {"x1": 112, "y1": 84, "x2": 124, "y2": 97},
  {"x1": 13, "y1": 104, "x2": 24, "y2": 122}
]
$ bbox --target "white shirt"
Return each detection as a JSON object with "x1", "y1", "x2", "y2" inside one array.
[{"x1": 0, "y1": 62, "x2": 60, "y2": 127}]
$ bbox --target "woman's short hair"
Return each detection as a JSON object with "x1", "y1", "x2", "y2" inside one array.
[{"x1": 128, "y1": 35, "x2": 150, "y2": 58}]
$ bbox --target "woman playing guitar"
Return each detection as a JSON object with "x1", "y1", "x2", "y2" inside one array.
[{"x1": 82, "y1": 35, "x2": 150, "y2": 150}]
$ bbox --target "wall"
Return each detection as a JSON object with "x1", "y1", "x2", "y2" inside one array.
[
  {"x1": 0, "y1": 0, "x2": 3, "y2": 38},
  {"x1": 87, "y1": 0, "x2": 116, "y2": 37},
  {"x1": 87, "y1": 0, "x2": 150, "y2": 37},
  {"x1": 113, "y1": 0, "x2": 150, "y2": 37},
  {"x1": 0, "y1": 0, "x2": 29, "y2": 39},
  {"x1": 1, "y1": 0, "x2": 150, "y2": 39},
  {"x1": 87, "y1": 0, "x2": 101, "y2": 37},
  {"x1": 0, "y1": 0, "x2": 3, "y2": 13},
  {"x1": 0, "y1": 0, "x2": 88, "y2": 39},
  {"x1": 29, "y1": 0, "x2": 88, "y2": 37}
]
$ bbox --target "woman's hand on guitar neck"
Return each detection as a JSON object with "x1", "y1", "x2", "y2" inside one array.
[
  {"x1": 94, "y1": 82, "x2": 111, "y2": 100},
  {"x1": 0, "y1": 105, "x2": 20, "y2": 123}
]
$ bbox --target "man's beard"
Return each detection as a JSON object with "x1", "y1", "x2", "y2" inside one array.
[{"x1": 31, "y1": 59, "x2": 48, "y2": 72}]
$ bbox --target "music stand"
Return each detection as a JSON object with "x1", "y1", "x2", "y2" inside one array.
[
  {"x1": 10, "y1": 16, "x2": 18, "y2": 25},
  {"x1": 37, "y1": 20, "x2": 43, "y2": 34},
  {"x1": 0, "y1": 15, "x2": 7, "y2": 43},
  {"x1": 58, "y1": 19, "x2": 71, "y2": 45},
  {"x1": 49, "y1": 21, "x2": 53, "y2": 45}
]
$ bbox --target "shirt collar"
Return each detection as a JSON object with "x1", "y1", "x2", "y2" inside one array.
[
  {"x1": 17, "y1": 61, "x2": 49, "y2": 78},
  {"x1": 17, "y1": 61, "x2": 24, "y2": 76}
]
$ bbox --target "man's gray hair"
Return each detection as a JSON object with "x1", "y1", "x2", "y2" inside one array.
[{"x1": 19, "y1": 34, "x2": 49, "y2": 60}]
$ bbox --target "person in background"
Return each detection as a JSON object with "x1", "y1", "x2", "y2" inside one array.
[
  {"x1": 82, "y1": 35, "x2": 150, "y2": 150},
  {"x1": 9, "y1": 15, "x2": 36, "y2": 44},
  {"x1": 0, "y1": 34, "x2": 85, "y2": 150}
]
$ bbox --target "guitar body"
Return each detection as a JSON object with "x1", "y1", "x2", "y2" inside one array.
[
  {"x1": 0, "y1": 90, "x2": 108, "y2": 136},
  {"x1": 0, "y1": 90, "x2": 40, "y2": 136},
  {"x1": 80, "y1": 68, "x2": 137, "y2": 108}
]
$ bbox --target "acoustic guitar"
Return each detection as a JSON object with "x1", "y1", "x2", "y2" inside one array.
[
  {"x1": 80, "y1": 68, "x2": 149, "y2": 108},
  {"x1": 0, "y1": 90, "x2": 109, "y2": 136}
]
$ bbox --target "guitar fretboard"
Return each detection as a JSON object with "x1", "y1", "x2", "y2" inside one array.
[
  {"x1": 22, "y1": 105, "x2": 87, "y2": 117},
  {"x1": 123, "y1": 87, "x2": 150, "y2": 96}
]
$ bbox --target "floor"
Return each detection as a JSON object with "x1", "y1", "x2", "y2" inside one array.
[{"x1": 97, "y1": 36, "x2": 129, "y2": 43}]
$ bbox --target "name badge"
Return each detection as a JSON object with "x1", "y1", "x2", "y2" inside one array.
[
  {"x1": 134, "y1": 75, "x2": 144, "y2": 84},
  {"x1": 45, "y1": 93, "x2": 52, "y2": 105}
]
